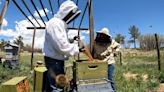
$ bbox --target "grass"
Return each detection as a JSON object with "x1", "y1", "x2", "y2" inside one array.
[
  {"x1": 0, "y1": 49, "x2": 164, "y2": 92},
  {"x1": 114, "y1": 49, "x2": 164, "y2": 92}
]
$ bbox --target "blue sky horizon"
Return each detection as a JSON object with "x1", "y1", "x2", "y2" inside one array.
[{"x1": 0, "y1": 0, "x2": 164, "y2": 48}]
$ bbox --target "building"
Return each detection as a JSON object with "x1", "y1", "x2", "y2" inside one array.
[{"x1": 3, "y1": 43, "x2": 19, "y2": 69}]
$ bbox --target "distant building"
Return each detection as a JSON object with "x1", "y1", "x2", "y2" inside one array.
[{"x1": 3, "y1": 43, "x2": 19, "y2": 69}]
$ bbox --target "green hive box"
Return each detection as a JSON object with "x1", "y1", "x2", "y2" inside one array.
[
  {"x1": 2, "y1": 76, "x2": 30, "y2": 92},
  {"x1": 76, "y1": 60, "x2": 108, "y2": 80},
  {"x1": 34, "y1": 66, "x2": 47, "y2": 92}
]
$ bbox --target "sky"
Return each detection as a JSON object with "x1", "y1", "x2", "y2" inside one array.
[{"x1": 0, "y1": 0, "x2": 164, "y2": 48}]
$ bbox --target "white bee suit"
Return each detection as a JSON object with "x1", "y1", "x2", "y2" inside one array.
[{"x1": 43, "y1": 0, "x2": 80, "y2": 60}]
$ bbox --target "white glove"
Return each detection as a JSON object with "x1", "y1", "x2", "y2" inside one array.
[
  {"x1": 101, "y1": 52, "x2": 106, "y2": 56},
  {"x1": 103, "y1": 55, "x2": 111, "y2": 62}
]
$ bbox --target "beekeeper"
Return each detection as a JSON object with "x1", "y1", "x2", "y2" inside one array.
[
  {"x1": 43, "y1": 0, "x2": 81, "y2": 91},
  {"x1": 93, "y1": 27, "x2": 120, "y2": 91}
]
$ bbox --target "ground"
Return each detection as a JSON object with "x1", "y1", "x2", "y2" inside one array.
[
  {"x1": 0, "y1": 49, "x2": 164, "y2": 92},
  {"x1": 157, "y1": 83, "x2": 164, "y2": 92}
]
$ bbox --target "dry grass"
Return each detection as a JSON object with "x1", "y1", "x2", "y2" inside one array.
[{"x1": 157, "y1": 83, "x2": 164, "y2": 92}]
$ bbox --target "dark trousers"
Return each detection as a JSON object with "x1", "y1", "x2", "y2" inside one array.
[{"x1": 44, "y1": 56, "x2": 64, "y2": 92}]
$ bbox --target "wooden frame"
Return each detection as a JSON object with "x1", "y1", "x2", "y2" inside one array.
[{"x1": 4, "y1": 0, "x2": 94, "y2": 70}]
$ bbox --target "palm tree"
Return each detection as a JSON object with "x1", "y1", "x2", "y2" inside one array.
[{"x1": 115, "y1": 33, "x2": 125, "y2": 44}]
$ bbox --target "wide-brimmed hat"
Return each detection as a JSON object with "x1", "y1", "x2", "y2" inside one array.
[{"x1": 97, "y1": 27, "x2": 111, "y2": 37}]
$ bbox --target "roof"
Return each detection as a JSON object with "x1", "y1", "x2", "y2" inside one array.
[{"x1": 4, "y1": 43, "x2": 19, "y2": 48}]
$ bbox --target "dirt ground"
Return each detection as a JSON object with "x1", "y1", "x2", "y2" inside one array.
[
  {"x1": 123, "y1": 72, "x2": 148, "y2": 82},
  {"x1": 157, "y1": 83, "x2": 164, "y2": 92}
]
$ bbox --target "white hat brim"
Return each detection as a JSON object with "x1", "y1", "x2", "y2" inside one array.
[{"x1": 96, "y1": 31, "x2": 111, "y2": 37}]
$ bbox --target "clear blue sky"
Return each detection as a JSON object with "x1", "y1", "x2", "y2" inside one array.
[
  {"x1": 0, "y1": 0, "x2": 164, "y2": 43},
  {"x1": 92, "y1": 0, "x2": 164, "y2": 39}
]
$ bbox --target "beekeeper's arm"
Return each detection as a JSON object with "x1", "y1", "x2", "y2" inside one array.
[
  {"x1": 101, "y1": 40, "x2": 121, "y2": 56},
  {"x1": 113, "y1": 41, "x2": 121, "y2": 52},
  {"x1": 50, "y1": 25, "x2": 79, "y2": 56},
  {"x1": 113, "y1": 41, "x2": 121, "y2": 56}
]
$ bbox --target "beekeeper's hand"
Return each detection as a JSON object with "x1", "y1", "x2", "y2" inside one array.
[
  {"x1": 69, "y1": 36, "x2": 79, "y2": 43},
  {"x1": 73, "y1": 36, "x2": 79, "y2": 41},
  {"x1": 101, "y1": 52, "x2": 106, "y2": 56},
  {"x1": 79, "y1": 46, "x2": 85, "y2": 52}
]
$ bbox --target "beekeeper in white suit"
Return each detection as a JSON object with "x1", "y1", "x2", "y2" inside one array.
[{"x1": 43, "y1": 0, "x2": 81, "y2": 91}]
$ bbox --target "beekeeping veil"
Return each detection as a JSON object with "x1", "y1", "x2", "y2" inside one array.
[
  {"x1": 56, "y1": 0, "x2": 81, "y2": 24},
  {"x1": 95, "y1": 28, "x2": 112, "y2": 43}
]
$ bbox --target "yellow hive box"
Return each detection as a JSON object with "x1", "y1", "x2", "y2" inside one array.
[
  {"x1": 76, "y1": 60, "x2": 108, "y2": 80},
  {"x1": 2, "y1": 77, "x2": 30, "y2": 92},
  {"x1": 34, "y1": 66, "x2": 47, "y2": 92}
]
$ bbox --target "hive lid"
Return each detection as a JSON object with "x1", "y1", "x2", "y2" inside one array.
[{"x1": 2, "y1": 76, "x2": 27, "y2": 85}]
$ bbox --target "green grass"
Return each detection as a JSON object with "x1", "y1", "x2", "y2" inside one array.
[
  {"x1": 114, "y1": 49, "x2": 164, "y2": 92},
  {"x1": 0, "y1": 49, "x2": 164, "y2": 92}
]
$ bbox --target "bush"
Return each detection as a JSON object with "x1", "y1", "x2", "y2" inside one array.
[
  {"x1": 158, "y1": 72, "x2": 164, "y2": 83},
  {"x1": 138, "y1": 34, "x2": 164, "y2": 51}
]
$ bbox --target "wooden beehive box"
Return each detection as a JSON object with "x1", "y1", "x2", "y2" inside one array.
[
  {"x1": 76, "y1": 60, "x2": 108, "y2": 80},
  {"x1": 77, "y1": 79, "x2": 114, "y2": 92},
  {"x1": 34, "y1": 66, "x2": 47, "y2": 92},
  {"x1": 2, "y1": 77, "x2": 30, "y2": 92}
]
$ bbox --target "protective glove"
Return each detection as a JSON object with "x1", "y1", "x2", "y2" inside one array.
[
  {"x1": 69, "y1": 36, "x2": 79, "y2": 43},
  {"x1": 100, "y1": 52, "x2": 107, "y2": 56},
  {"x1": 73, "y1": 36, "x2": 79, "y2": 41},
  {"x1": 79, "y1": 46, "x2": 85, "y2": 52}
]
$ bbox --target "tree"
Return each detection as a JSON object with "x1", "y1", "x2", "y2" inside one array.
[
  {"x1": 115, "y1": 33, "x2": 125, "y2": 44},
  {"x1": 129, "y1": 25, "x2": 140, "y2": 48},
  {"x1": 13, "y1": 36, "x2": 24, "y2": 49},
  {"x1": 138, "y1": 34, "x2": 164, "y2": 51},
  {"x1": 123, "y1": 40, "x2": 132, "y2": 48},
  {"x1": 23, "y1": 44, "x2": 42, "y2": 53},
  {"x1": 0, "y1": 39, "x2": 8, "y2": 51}
]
